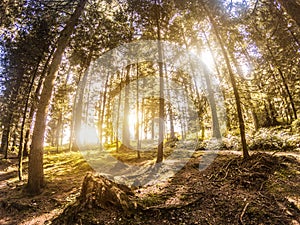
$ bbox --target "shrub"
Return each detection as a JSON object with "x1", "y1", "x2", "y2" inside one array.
[
  {"x1": 292, "y1": 119, "x2": 300, "y2": 133},
  {"x1": 249, "y1": 128, "x2": 300, "y2": 151}
]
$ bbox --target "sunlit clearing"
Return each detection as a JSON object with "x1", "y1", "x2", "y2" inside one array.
[
  {"x1": 201, "y1": 50, "x2": 215, "y2": 69},
  {"x1": 78, "y1": 124, "x2": 99, "y2": 145}
]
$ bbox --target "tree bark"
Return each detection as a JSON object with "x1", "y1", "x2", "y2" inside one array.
[
  {"x1": 18, "y1": 55, "x2": 43, "y2": 180},
  {"x1": 27, "y1": 0, "x2": 88, "y2": 194},
  {"x1": 203, "y1": 4, "x2": 249, "y2": 159},
  {"x1": 122, "y1": 66, "x2": 131, "y2": 148},
  {"x1": 136, "y1": 64, "x2": 141, "y2": 158},
  {"x1": 266, "y1": 45, "x2": 297, "y2": 121},
  {"x1": 0, "y1": 113, "x2": 12, "y2": 159},
  {"x1": 276, "y1": 0, "x2": 300, "y2": 27},
  {"x1": 156, "y1": 0, "x2": 165, "y2": 163}
]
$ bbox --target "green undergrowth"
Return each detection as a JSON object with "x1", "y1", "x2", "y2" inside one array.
[
  {"x1": 44, "y1": 151, "x2": 92, "y2": 181},
  {"x1": 198, "y1": 125, "x2": 300, "y2": 151},
  {"x1": 248, "y1": 127, "x2": 300, "y2": 151}
]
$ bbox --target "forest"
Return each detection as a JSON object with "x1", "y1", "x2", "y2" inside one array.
[{"x1": 0, "y1": 0, "x2": 300, "y2": 224}]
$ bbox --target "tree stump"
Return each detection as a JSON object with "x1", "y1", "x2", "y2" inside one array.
[
  {"x1": 79, "y1": 173, "x2": 137, "y2": 212},
  {"x1": 51, "y1": 173, "x2": 138, "y2": 224}
]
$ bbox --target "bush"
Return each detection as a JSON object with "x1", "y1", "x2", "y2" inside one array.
[
  {"x1": 196, "y1": 135, "x2": 240, "y2": 151},
  {"x1": 292, "y1": 119, "x2": 300, "y2": 133},
  {"x1": 249, "y1": 128, "x2": 300, "y2": 151},
  {"x1": 222, "y1": 135, "x2": 241, "y2": 150}
]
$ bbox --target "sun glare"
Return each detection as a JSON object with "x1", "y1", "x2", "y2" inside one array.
[
  {"x1": 201, "y1": 50, "x2": 215, "y2": 69},
  {"x1": 78, "y1": 124, "x2": 99, "y2": 145},
  {"x1": 189, "y1": 47, "x2": 215, "y2": 69},
  {"x1": 128, "y1": 113, "x2": 136, "y2": 138},
  {"x1": 127, "y1": 111, "x2": 143, "y2": 139}
]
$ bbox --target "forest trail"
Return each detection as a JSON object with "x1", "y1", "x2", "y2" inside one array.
[{"x1": 0, "y1": 149, "x2": 300, "y2": 224}]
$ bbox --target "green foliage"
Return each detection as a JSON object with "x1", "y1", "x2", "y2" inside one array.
[
  {"x1": 249, "y1": 128, "x2": 300, "y2": 151},
  {"x1": 291, "y1": 119, "x2": 300, "y2": 133},
  {"x1": 140, "y1": 193, "x2": 168, "y2": 207},
  {"x1": 222, "y1": 135, "x2": 241, "y2": 150}
]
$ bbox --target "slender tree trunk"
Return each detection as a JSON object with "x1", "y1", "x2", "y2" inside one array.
[
  {"x1": 165, "y1": 75, "x2": 175, "y2": 140},
  {"x1": 229, "y1": 50, "x2": 260, "y2": 131},
  {"x1": 277, "y1": 68, "x2": 297, "y2": 120},
  {"x1": 18, "y1": 55, "x2": 43, "y2": 180},
  {"x1": 276, "y1": 0, "x2": 300, "y2": 27},
  {"x1": 23, "y1": 47, "x2": 56, "y2": 157},
  {"x1": 202, "y1": 66, "x2": 222, "y2": 139},
  {"x1": 98, "y1": 74, "x2": 110, "y2": 148},
  {"x1": 23, "y1": 130, "x2": 30, "y2": 157},
  {"x1": 156, "y1": 0, "x2": 165, "y2": 163},
  {"x1": 116, "y1": 84, "x2": 122, "y2": 152},
  {"x1": 266, "y1": 46, "x2": 297, "y2": 121},
  {"x1": 183, "y1": 26, "x2": 221, "y2": 139},
  {"x1": 27, "y1": 0, "x2": 87, "y2": 194},
  {"x1": 136, "y1": 64, "x2": 141, "y2": 159},
  {"x1": 1, "y1": 113, "x2": 12, "y2": 159},
  {"x1": 56, "y1": 112, "x2": 62, "y2": 152},
  {"x1": 203, "y1": 4, "x2": 249, "y2": 159},
  {"x1": 122, "y1": 66, "x2": 131, "y2": 148},
  {"x1": 73, "y1": 60, "x2": 92, "y2": 151}
]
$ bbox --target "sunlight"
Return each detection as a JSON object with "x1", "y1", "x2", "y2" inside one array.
[
  {"x1": 201, "y1": 50, "x2": 215, "y2": 69},
  {"x1": 63, "y1": 127, "x2": 70, "y2": 145},
  {"x1": 189, "y1": 47, "x2": 215, "y2": 69},
  {"x1": 239, "y1": 62, "x2": 253, "y2": 80},
  {"x1": 127, "y1": 111, "x2": 143, "y2": 139},
  {"x1": 78, "y1": 124, "x2": 99, "y2": 145},
  {"x1": 128, "y1": 112, "x2": 136, "y2": 139}
]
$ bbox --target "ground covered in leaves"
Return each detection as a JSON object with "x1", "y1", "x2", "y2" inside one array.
[{"x1": 1, "y1": 150, "x2": 300, "y2": 225}]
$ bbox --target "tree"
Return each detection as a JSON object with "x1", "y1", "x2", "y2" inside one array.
[
  {"x1": 276, "y1": 0, "x2": 300, "y2": 27},
  {"x1": 27, "y1": 0, "x2": 88, "y2": 194},
  {"x1": 205, "y1": 3, "x2": 249, "y2": 158},
  {"x1": 155, "y1": 0, "x2": 165, "y2": 163}
]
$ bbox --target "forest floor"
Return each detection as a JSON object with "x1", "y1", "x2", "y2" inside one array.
[{"x1": 0, "y1": 149, "x2": 300, "y2": 225}]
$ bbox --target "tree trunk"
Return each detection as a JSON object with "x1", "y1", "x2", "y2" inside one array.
[
  {"x1": 122, "y1": 66, "x2": 131, "y2": 148},
  {"x1": 228, "y1": 49, "x2": 260, "y2": 131},
  {"x1": 156, "y1": 0, "x2": 164, "y2": 163},
  {"x1": 18, "y1": 55, "x2": 43, "y2": 180},
  {"x1": 202, "y1": 66, "x2": 222, "y2": 139},
  {"x1": 27, "y1": 0, "x2": 87, "y2": 194},
  {"x1": 99, "y1": 73, "x2": 110, "y2": 148},
  {"x1": 202, "y1": 31, "x2": 223, "y2": 137},
  {"x1": 203, "y1": 4, "x2": 249, "y2": 159},
  {"x1": 23, "y1": 47, "x2": 56, "y2": 157},
  {"x1": 266, "y1": 46, "x2": 297, "y2": 121},
  {"x1": 183, "y1": 26, "x2": 221, "y2": 140},
  {"x1": 276, "y1": 0, "x2": 300, "y2": 27},
  {"x1": 73, "y1": 65, "x2": 90, "y2": 151},
  {"x1": 136, "y1": 64, "x2": 141, "y2": 158},
  {"x1": 166, "y1": 74, "x2": 175, "y2": 140},
  {"x1": 116, "y1": 84, "x2": 122, "y2": 152},
  {"x1": 277, "y1": 68, "x2": 297, "y2": 120},
  {"x1": 1, "y1": 113, "x2": 12, "y2": 159}
]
